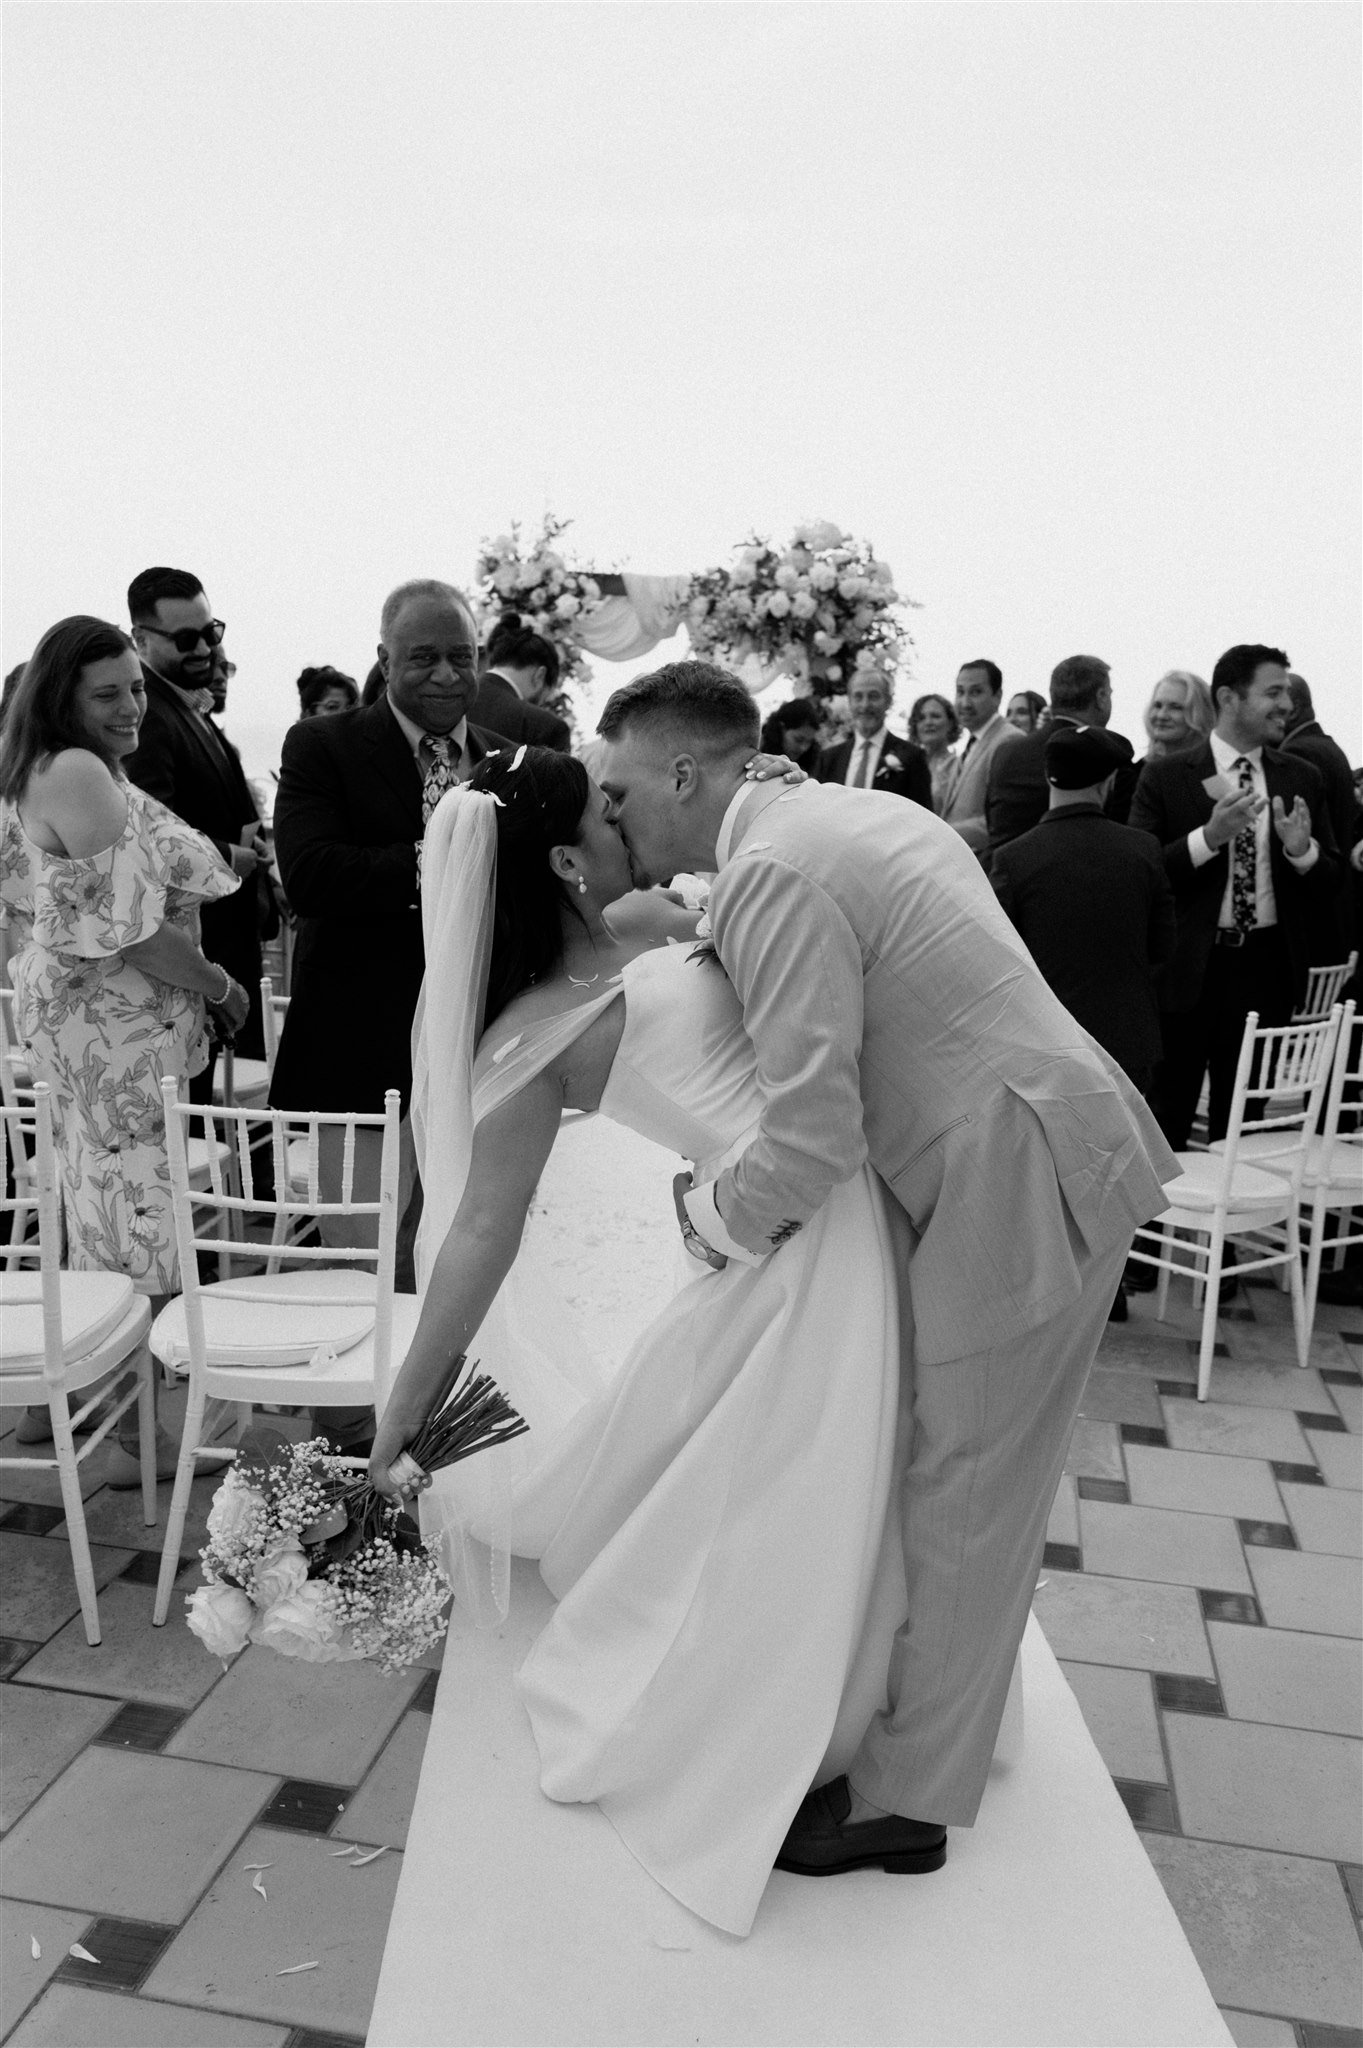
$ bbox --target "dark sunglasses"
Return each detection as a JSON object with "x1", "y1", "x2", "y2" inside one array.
[{"x1": 142, "y1": 618, "x2": 227, "y2": 654}]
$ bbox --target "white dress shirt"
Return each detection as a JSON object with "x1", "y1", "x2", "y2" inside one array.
[
  {"x1": 843, "y1": 726, "x2": 888, "y2": 788},
  {"x1": 1187, "y1": 729, "x2": 1318, "y2": 928}
]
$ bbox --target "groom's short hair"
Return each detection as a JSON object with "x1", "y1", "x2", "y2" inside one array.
[{"x1": 597, "y1": 661, "x2": 760, "y2": 754}]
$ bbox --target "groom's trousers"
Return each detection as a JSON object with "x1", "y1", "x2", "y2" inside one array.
[{"x1": 849, "y1": 1235, "x2": 1129, "y2": 1826}]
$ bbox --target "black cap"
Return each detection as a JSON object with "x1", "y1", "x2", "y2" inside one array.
[{"x1": 1045, "y1": 725, "x2": 1131, "y2": 789}]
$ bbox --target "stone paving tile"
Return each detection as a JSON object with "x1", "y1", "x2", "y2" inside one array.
[
  {"x1": 1140, "y1": 1832, "x2": 1363, "y2": 2028},
  {"x1": 1246, "y1": 1548, "x2": 1363, "y2": 1636},
  {"x1": 1219, "y1": 2010, "x2": 1300, "y2": 2046},
  {"x1": 1094, "y1": 1329, "x2": 1198, "y2": 1379},
  {"x1": 4, "y1": 1985, "x2": 289, "y2": 2046},
  {"x1": 330, "y1": 1712, "x2": 430, "y2": 1853},
  {"x1": 66, "y1": 1471, "x2": 220, "y2": 1556},
  {"x1": 0, "y1": 1683, "x2": 119, "y2": 1830},
  {"x1": 1077, "y1": 1498, "x2": 1253, "y2": 1593},
  {"x1": 1330, "y1": 1378, "x2": 1362, "y2": 1432},
  {"x1": 1125, "y1": 1444, "x2": 1287, "y2": 1520},
  {"x1": 166, "y1": 1646, "x2": 424, "y2": 1786},
  {"x1": 1207, "y1": 1620, "x2": 1363, "y2": 1737},
  {"x1": 1056, "y1": 1660, "x2": 1166, "y2": 1782},
  {"x1": 1278, "y1": 1479, "x2": 1363, "y2": 1556},
  {"x1": 1045, "y1": 1473, "x2": 1078, "y2": 1547},
  {"x1": 1062, "y1": 1416, "x2": 1123, "y2": 1480},
  {"x1": 1163, "y1": 1712, "x2": 1363, "y2": 1862},
  {"x1": 0, "y1": 1747, "x2": 277, "y2": 1921},
  {"x1": 1032, "y1": 1570, "x2": 1215, "y2": 1676},
  {"x1": 1077, "y1": 1368, "x2": 1166, "y2": 1427},
  {"x1": 13, "y1": 1577, "x2": 233, "y2": 1710},
  {"x1": 0, "y1": 1531, "x2": 136, "y2": 1641},
  {"x1": 1161, "y1": 1399, "x2": 1314, "y2": 1463},
  {"x1": 144, "y1": 1824, "x2": 402, "y2": 2037},
  {"x1": 1306, "y1": 1426, "x2": 1363, "y2": 1489},
  {"x1": 1192, "y1": 1351, "x2": 1332, "y2": 1410},
  {"x1": 0, "y1": 1899, "x2": 93, "y2": 2041}
]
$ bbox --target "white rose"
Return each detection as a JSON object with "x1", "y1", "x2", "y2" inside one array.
[
  {"x1": 799, "y1": 520, "x2": 846, "y2": 552},
  {"x1": 205, "y1": 1473, "x2": 266, "y2": 1548},
  {"x1": 812, "y1": 630, "x2": 842, "y2": 654},
  {"x1": 826, "y1": 661, "x2": 843, "y2": 681},
  {"x1": 837, "y1": 574, "x2": 870, "y2": 601},
  {"x1": 729, "y1": 591, "x2": 755, "y2": 618},
  {"x1": 854, "y1": 648, "x2": 878, "y2": 672},
  {"x1": 730, "y1": 560, "x2": 757, "y2": 587},
  {"x1": 516, "y1": 562, "x2": 543, "y2": 590},
  {"x1": 252, "y1": 1582, "x2": 354, "y2": 1663},
  {"x1": 808, "y1": 561, "x2": 838, "y2": 592},
  {"x1": 186, "y1": 1583, "x2": 255, "y2": 1659},
  {"x1": 828, "y1": 548, "x2": 852, "y2": 568},
  {"x1": 489, "y1": 534, "x2": 515, "y2": 555},
  {"x1": 773, "y1": 565, "x2": 799, "y2": 591},
  {"x1": 766, "y1": 589, "x2": 792, "y2": 618},
  {"x1": 554, "y1": 593, "x2": 580, "y2": 619},
  {"x1": 251, "y1": 1537, "x2": 309, "y2": 1609},
  {"x1": 492, "y1": 565, "x2": 518, "y2": 596},
  {"x1": 870, "y1": 559, "x2": 895, "y2": 584},
  {"x1": 541, "y1": 550, "x2": 566, "y2": 574},
  {"x1": 790, "y1": 591, "x2": 818, "y2": 620}
]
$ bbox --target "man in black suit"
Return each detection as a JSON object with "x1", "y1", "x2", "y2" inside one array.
[
  {"x1": 1282, "y1": 673, "x2": 1357, "y2": 969},
  {"x1": 816, "y1": 673, "x2": 931, "y2": 807},
  {"x1": 1129, "y1": 643, "x2": 1341, "y2": 1147},
  {"x1": 986, "y1": 653, "x2": 1138, "y2": 856},
  {"x1": 125, "y1": 567, "x2": 269, "y2": 1084},
  {"x1": 991, "y1": 726, "x2": 1176, "y2": 1098},
  {"x1": 472, "y1": 614, "x2": 572, "y2": 753}
]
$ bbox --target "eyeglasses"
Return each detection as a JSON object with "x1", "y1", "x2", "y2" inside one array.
[{"x1": 140, "y1": 619, "x2": 227, "y2": 654}]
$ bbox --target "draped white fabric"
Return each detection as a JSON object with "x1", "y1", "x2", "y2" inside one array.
[{"x1": 572, "y1": 572, "x2": 692, "y2": 661}]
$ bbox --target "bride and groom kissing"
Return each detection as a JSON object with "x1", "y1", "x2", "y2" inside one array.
[{"x1": 369, "y1": 658, "x2": 1176, "y2": 1939}]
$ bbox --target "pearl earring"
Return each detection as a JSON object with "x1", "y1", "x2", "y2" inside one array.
[{"x1": 576, "y1": 877, "x2": 588, "y2": 895}]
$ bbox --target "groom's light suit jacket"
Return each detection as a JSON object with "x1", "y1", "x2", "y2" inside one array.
[{"x1": 702, "y1": 781, "x2": 1177, "y2": 1365}]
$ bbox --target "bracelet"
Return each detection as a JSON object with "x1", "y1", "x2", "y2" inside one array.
[{"x1": 209, "y1": 965, "x2": 232, "y2": 1006}]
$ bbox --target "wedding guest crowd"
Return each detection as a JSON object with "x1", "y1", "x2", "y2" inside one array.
[
  {"x1": 815, "y1": 673, "x2": 931, "y2": 806},
  {"x1": 1005, "y1": 689, "x2": 1048, "y2": 735},
  {"x1": 296, "y1": 665, "x2": 360, "y2": 719},
  {"x1": 938, "y1": 660, "x2": 1021, "y2": 850},
  {"x1": 1142, "y1": 670, "x2": 1214, "y2": 762},
  {"x1": 908, "y1": 691, "x2": 961, "y2": 813},
  {"x1": 987, "y1": 653, "x2": 1138, "y2": 857},
  {"x1": 759, "y1": 698, "x2": 824, "y2": 772},
  {"x1": 472, "y1": 613, "x2": 573, "y2": 752}
]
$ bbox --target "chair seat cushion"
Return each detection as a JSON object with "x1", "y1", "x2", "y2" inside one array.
[
  {"x1": 1158, "y1": 1151, "x2": 1292, "y2": 1214},
  {"x1": 150, "y1": 1267, "x2": 377, "y2": 1369},
  {"x1": 0, "y1": 1271, "x2": 138, "y2": 1372}
]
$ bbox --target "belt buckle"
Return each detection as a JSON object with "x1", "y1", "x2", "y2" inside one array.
[{"x1": 1217, "y1": 928, "x2": 1247, "y2": 949}]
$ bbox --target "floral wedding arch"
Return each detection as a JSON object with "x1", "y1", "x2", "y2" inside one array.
[{"x1": 473, "y1": 516, "x2": 917, "y2": 700}]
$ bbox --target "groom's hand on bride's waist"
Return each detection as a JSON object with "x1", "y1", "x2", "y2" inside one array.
[{"x1": 673, "y1": 1172, "x2": 728, "y2": 1272}]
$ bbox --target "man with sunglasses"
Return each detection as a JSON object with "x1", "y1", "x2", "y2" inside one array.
[{"x1": 126, "y1": 566, "x2": 270, "y2": 1094}]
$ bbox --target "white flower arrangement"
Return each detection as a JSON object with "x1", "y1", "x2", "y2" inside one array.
[
  {"x1": 188, "y1": 1433, "x2": 452, "y2": 1673},
  {"x1": 473, "y1": 514, "x2": 605, "y2": 688},
  {"x1": 685, "y1": 524, "x2": 916, "y2": 695}
]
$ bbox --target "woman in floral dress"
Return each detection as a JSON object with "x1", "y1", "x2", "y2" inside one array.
[{"x1": 0, "y1": 617, "x2": 248, "y2": 1475}]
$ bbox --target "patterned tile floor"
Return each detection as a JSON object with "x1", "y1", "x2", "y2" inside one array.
[{"x1": 1, "y1": 1281, "x2": 1360, "y2": 2048}]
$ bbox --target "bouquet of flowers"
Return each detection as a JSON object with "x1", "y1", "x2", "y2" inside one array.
[
  {"x1": 473, "y1": 513, "x2": 604, "y2": 687},
  {"x1": 685, "y1": 521, "x2": 915, "y2": 696},
  {"x1": 186, "y1": 1359, "x2": 528, "y2": 1673}
]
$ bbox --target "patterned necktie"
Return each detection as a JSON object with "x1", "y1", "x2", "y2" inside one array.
[
  {"x1": 1231, "y1": 754, "x2": 1257, "y2": 932},
  {"x1": 853, "y1": 740, "x2": 873, "y2": 788},
  {"x1": 420, "y1": 736, "x2": 460, "y2": 825}
]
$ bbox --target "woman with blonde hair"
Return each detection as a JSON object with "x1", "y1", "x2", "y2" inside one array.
[{"x1": 1142, "y1": 670, "x2": 1213, "y2": 760}]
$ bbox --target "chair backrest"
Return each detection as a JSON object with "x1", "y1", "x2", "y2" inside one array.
[
  {"x1": 0, "y1": 986, "x2": 33, "y2": 1112},
  {"x1": 1318, "y1": 1000, "x2": 1363, "y2": 1153},
  {"x1": 1219, "y1": 1007, "x2": 1344, "y2": 1199},
  {"x1": 158, "y1": 1078, "x2": 401, "y2": 1405},
  {"x1": 259, "y1": 976, "x2": 289, "y2": 1073},
  {"x1": 1294, "y1": 952, "x2": 1359, "y2": 1022},
  {"x1": 0, "y1": 1086, "x2": 67, "y2": 1377}
]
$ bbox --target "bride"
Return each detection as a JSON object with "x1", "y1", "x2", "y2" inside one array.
[{"x1": 368, "y1": 744, "x2": 933, "y2": 1938}]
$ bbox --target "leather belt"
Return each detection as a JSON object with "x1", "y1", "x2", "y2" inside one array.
[{"x1": 1215, "y1": 926, "x2": 1276, "y2": 948}]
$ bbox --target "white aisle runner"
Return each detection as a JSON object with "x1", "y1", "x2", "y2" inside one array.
[{"x1": 370, "y1": 1117, "x2": 1231, "y2": 2048}]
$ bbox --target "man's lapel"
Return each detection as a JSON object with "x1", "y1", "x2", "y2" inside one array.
[{"x1": 363, "y1": 697, "x2": 422, "y2": 817}]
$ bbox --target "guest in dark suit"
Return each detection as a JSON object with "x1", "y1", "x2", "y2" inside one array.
[
  {"x1": 125, "y1": 567, "x2": 269, "y2": 1075},
  {"x1": 987, "y1": 653, "x2": 1137, "y2": 857},
  {"x1": 1282, "y1": 673, "x2": 1357, "y2": 969},
  {"x1": 272, "y1": 580, "x2": 503, "y2": 1442},
  {"x1": 992, "y1": 726, "x2": 1176, "y2": 1097},
  {"x1": 816, "y1": 673, "x2": 931, "y2": 808},
  {"x1": 472, "y1": 614, "x2": 572, "y2": 753},
  {"x1": 1129, "y1": 643, "x2": 1341, "y2": 1147}
]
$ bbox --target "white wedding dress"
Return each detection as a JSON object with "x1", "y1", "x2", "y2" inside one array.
[{"x1": 409, "y1": 789, "x2": 1018, "y2": 1942}]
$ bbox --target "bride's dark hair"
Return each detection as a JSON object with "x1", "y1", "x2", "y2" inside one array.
[{"x1": 471, "y1": 745, "x2": 591, "y2": 1027}]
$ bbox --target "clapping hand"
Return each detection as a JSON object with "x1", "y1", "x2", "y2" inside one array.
[
  {"x1": 1204, "y1": 784, "x2": 1263, "y2": 849},
  {"x1": 1271, "y1": 794, "x2": 1313, "y2": 859}
]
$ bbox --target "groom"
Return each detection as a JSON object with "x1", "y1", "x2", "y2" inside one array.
[{"x1": 597, "y1": 661, "x2": 1176, "y2": 1877}]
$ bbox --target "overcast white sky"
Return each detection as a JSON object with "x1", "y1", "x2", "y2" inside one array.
[{"x1": 5, "y1": 1, "x2": 1359, "y2": 778}]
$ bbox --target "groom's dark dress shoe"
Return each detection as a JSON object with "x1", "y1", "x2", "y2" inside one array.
[{"x1": 774, "y1": 1775, "x2": 947, "y2": 1877}]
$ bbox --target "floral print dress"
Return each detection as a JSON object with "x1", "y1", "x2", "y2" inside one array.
[{"x1": 0, "y1": 782, "x2": 238, "y2": 1294}]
